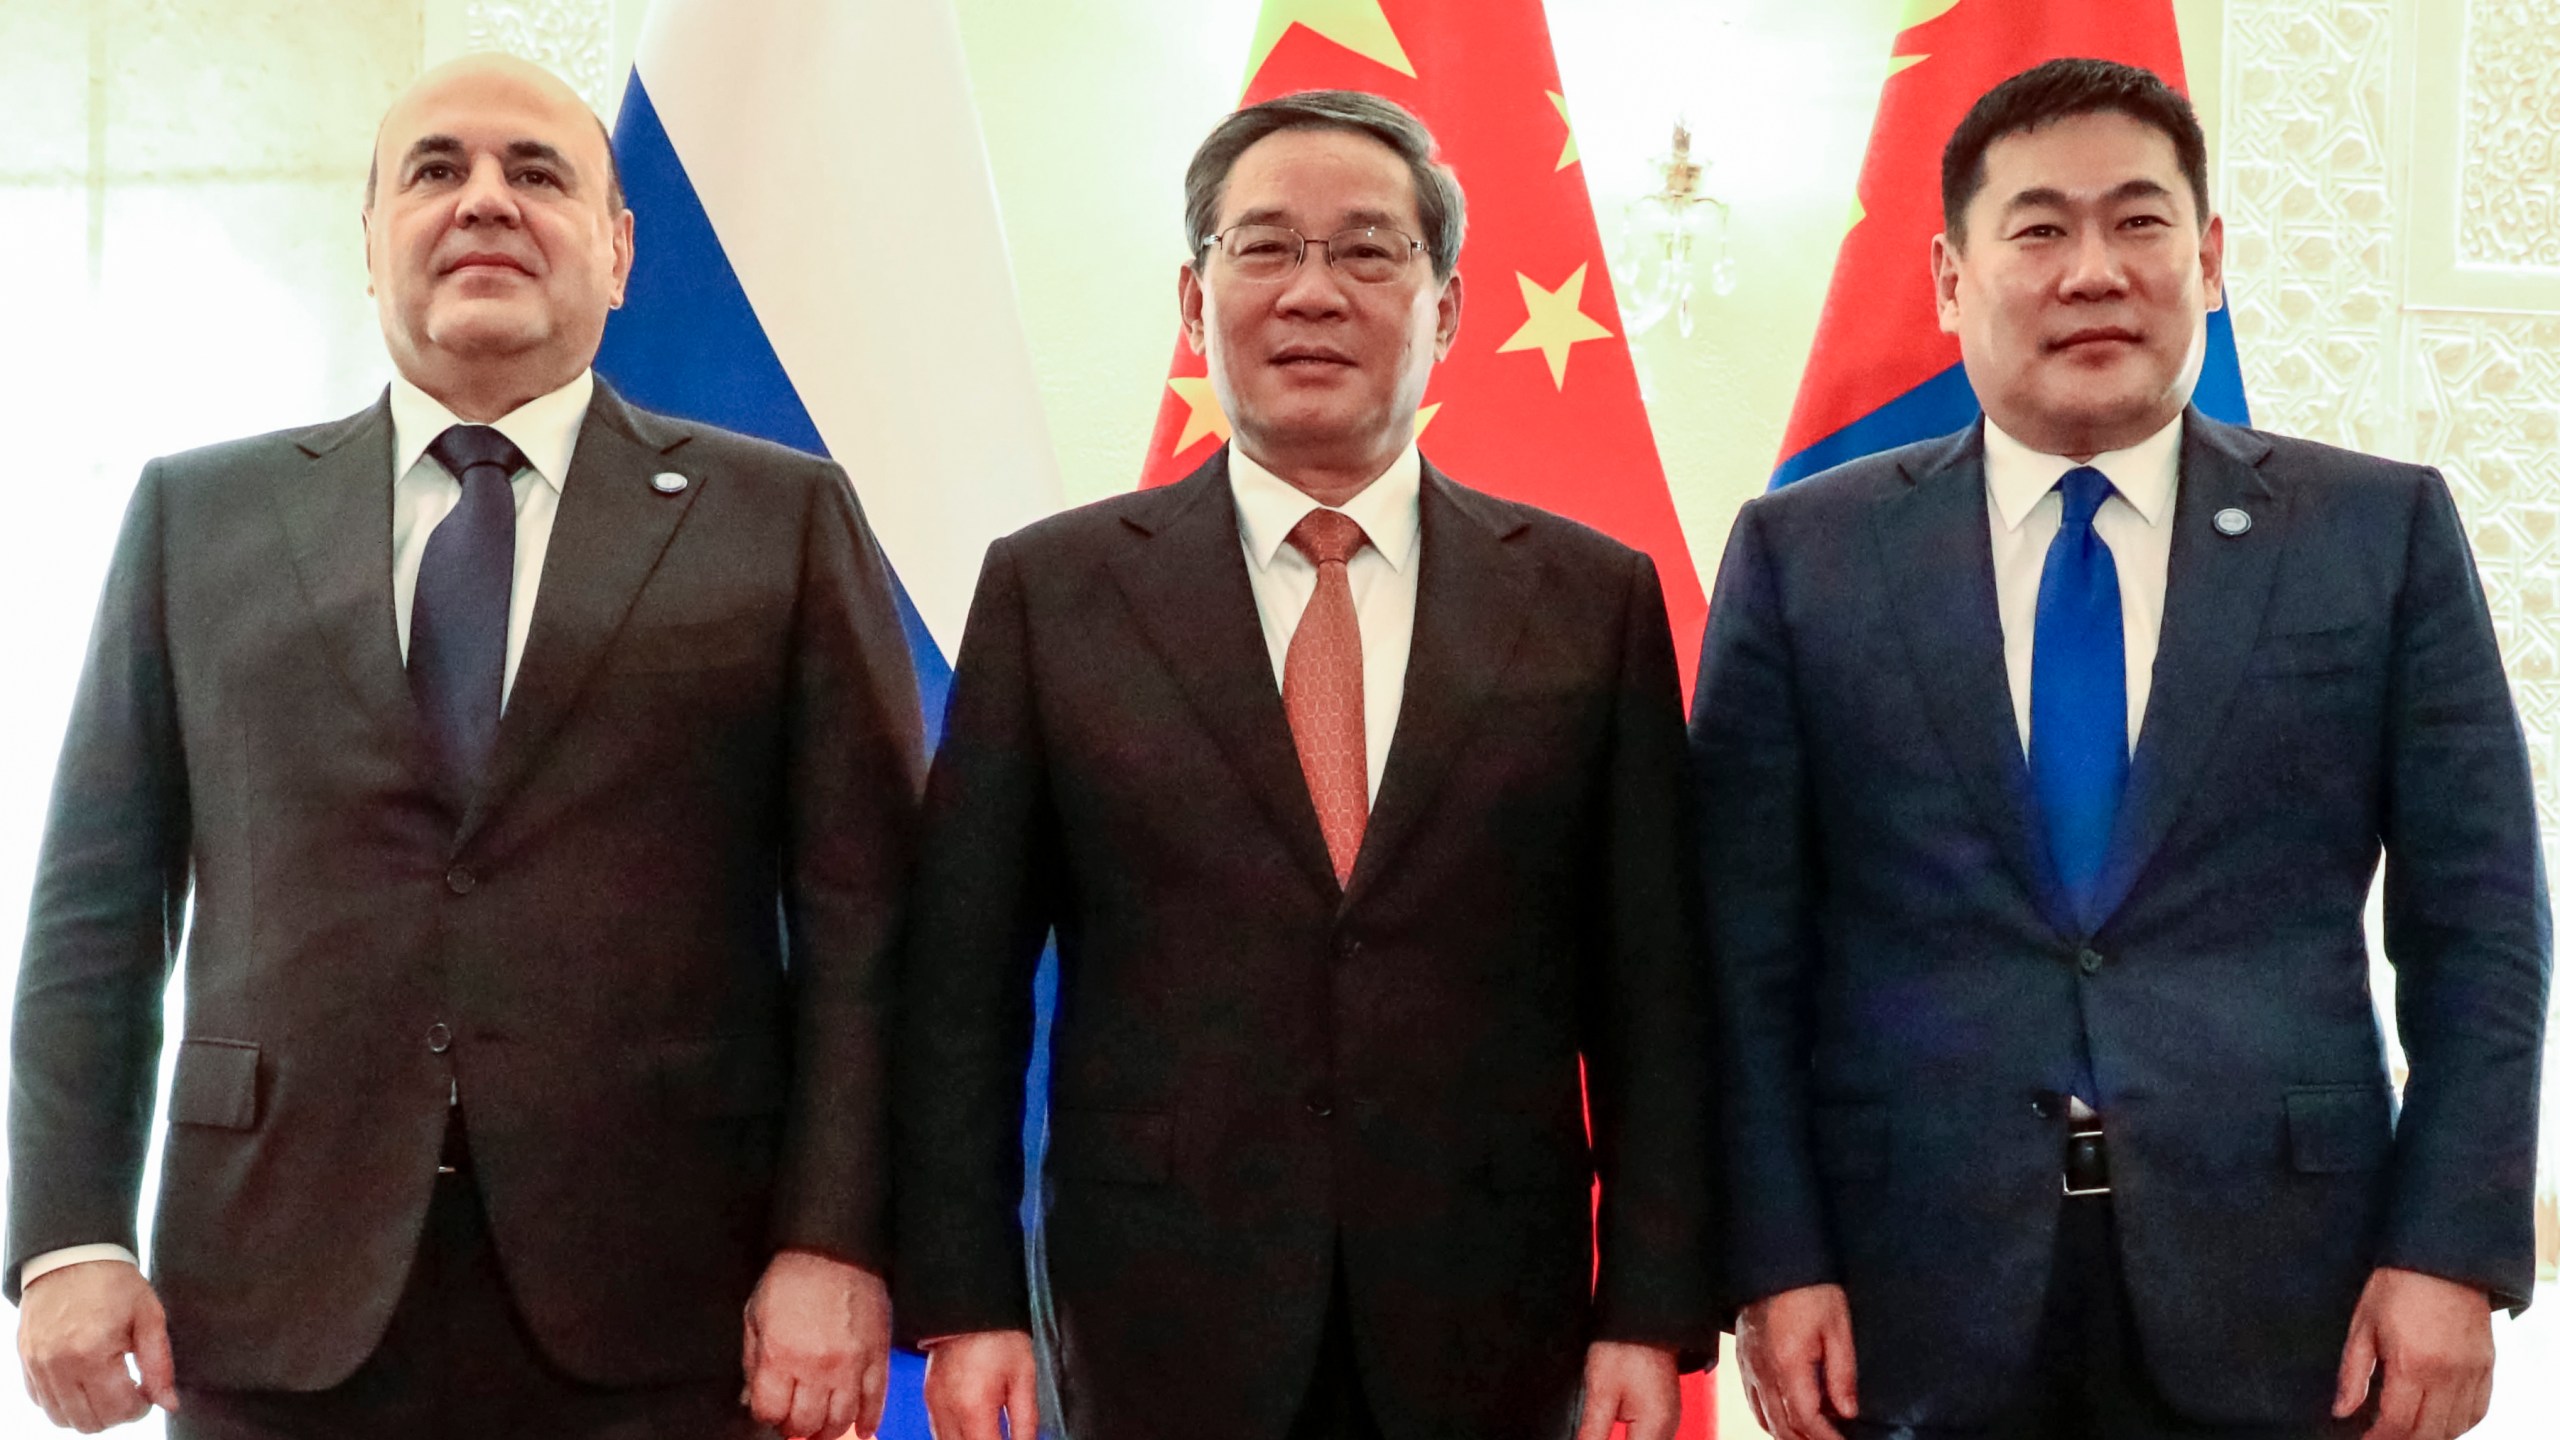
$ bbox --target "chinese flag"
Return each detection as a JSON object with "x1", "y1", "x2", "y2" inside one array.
[{"x1": 1136, "y1": 0, "x2": 1708, "y2": 694}]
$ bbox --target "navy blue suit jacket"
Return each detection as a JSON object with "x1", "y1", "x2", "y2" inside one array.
[{"x1": 1690, "y1": 412, "x2": 2548, "y2": 1426}]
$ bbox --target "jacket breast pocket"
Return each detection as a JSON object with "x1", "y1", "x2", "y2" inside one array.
[
  {"x1": 1811, "y1": 1101, "x2": 1889, "y2": 1182},
  {"x1": 1048, "y1": 1109, "x2": 1172, "y2": 1186},
  {"x1": 609, "y1": 613, "x2": 770, "y2": 676},
  {"x1": 2248, "y1": 623, "x2": 2375, "y2": 679},
  {"x1": 2285, "y1": 1084, "x2": 2394, "y2": 1173},
  {"x1": 169, "y1": 1038, "x2": 261, "y2": 1130}
]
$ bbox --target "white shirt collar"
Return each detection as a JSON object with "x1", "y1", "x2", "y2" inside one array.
[
  {"x1": 1229, "y1": 440, "x2": 1423, "y2": 574},
  {"x1": 1983, "y1": 411, "x2": 2183, "y2": 533},
  {"x1": 389, "y1": 368, "x2": 596, "y2": 493}
]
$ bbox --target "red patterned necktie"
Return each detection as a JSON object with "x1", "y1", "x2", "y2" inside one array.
[{"x1": 1283, "y1": 508, "x2": 1371, "y2": 886}]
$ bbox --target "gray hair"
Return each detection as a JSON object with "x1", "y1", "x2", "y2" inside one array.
[{"x1": 1183, "y1": 90, "x2": 1466, "y2": 282}]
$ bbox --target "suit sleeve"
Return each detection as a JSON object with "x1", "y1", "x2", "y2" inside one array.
[
  {"x1": 1584, "y1": 551, "x2": 1722, "y2": 1361},
  {"x1": 892, "y1": 534, "x2": 1055, "y2": 1342},
  {"x1": 2373, "y1": 469, "x2": 2552, "y2": 1312},
  {"x1": 1687, "y1": 499, "x2": 1837, "y2": 1310},
  {"x1": 7, "y1": 462, "x2": 192, "y2": 1302},
  {"x1": 767, "y1": 463, "x2": 927, "y2": 1272}
]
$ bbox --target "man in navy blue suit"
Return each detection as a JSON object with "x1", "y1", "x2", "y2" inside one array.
[{"x1": 1692, "y1": 59, "x2": 2548, "y2": 1440}]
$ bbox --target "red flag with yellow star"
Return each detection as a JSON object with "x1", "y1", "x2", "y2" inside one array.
[{"x1": 1137, "y1": 0, "x2": 1707, "y2": 690}]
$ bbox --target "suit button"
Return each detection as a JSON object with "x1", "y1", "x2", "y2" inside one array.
[
  {"x1": 2031, "y1": 1091, "x2": 2062, "y2": 1120},
  {"x1": 2077, "y1": 947, "x2": 2105, "y2": 976},
  {"x1": 426, "y1": 1023, "x2": 453, "y2": 1054},
  {"x1": 1305, "y1": 1094, "x2": 1335, "y2": 1119},
  {"x1": 446, "y1": 866, "x2": 477, "y2": 895},
  {"x1": 1335, "y1": 935, "x2": 1361, "y2": 962}
]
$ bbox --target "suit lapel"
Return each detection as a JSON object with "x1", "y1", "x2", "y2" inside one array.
[
  {"x1": 1106, "y1": 451, "x2": 1341, "y2": 896},
  {"x1": 1868, "y1": 425, "x2": 2067, "y2": 923},
  {"x1": 1342, "y1": 466, "x2": 1532, "y2": 906},
  {"x1": 272, "y1": 397, "x2": 437, "y2": 785},
  {"x1": 455, "y1": 384, "x2": 701, "y2": 848},
  {"x1": 2083, "y1": 413, "x2": 2282, "y2": 929}
]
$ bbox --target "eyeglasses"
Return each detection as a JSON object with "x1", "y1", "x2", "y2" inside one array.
[{"x1": 1200, "y1": 224, "x2": 1428, "y2": 285}]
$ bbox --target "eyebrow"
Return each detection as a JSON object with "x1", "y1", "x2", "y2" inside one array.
[
  {"x1": 1227, "y1": 205, "x2": 1411, "y2": 231},
  {"x1": 2003, "y1": 178, "x2": 2177, "y2": 215}
]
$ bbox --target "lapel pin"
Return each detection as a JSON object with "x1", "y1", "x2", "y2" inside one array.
[
  {"x1": 650, "y1": 472, "x2": 690, "y2": 495},
  {"x1": 2213, "y1": 507, "x2": 2251, "y2": 536}
]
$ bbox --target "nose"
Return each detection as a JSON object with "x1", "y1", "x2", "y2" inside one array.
[
  {"x1": 2058, "y1": 226, "x2": 2128, "y2": 300},
  {"x1": 1272, "y1": 246, "x2": 1352, "y2": 318},
  {"x1": 453, "y1": 155, "x2": 522, "y2": 227}
]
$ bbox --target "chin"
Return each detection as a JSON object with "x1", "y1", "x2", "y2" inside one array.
[{"x1": 425, "y1": 310, "x2": 549, "y2": 356}]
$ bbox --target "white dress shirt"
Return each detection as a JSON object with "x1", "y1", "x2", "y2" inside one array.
[
  {"x1": 1985, "y1": 413, "x2": 2183, "y2": 754},
  {"x1": 18, "y1": 371, "x2": 595, "y2": 1292},
  {"x1": 1229, "y1": 442, "x2": 1423, "y2": 804},
  {"x1": 389, "y1": 368, "x2": 594, "y2": 702}
]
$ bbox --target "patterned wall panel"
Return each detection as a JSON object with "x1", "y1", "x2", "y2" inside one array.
[
  {"x1": 461, "y1": 0, "x2": 617, "y2": 117},
  {"x1": 2459, "y1": 0, "x2": 2560, "y2": 267},
  {"x1": 2222, "y1": 0, "x2": 2400, "y2": 454}
]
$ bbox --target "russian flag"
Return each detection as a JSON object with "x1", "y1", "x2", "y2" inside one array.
[
  {"x1": 593, "y1": 1, "x2": 1061, "y2": 1433},
  {"x1": 1772, "y1": 0, "x2": 2250, "y2": 488}
]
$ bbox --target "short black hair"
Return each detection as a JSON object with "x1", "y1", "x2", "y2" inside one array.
[
  {"x1": 1183, "y1": 89, "x2": 1466, "y2": 282},
  {"x1": 1941, "y1": 58, "x2": 2209, "y2": 247},
  {"x1": 364, "y1": 110, "x2": 625, "y2": 213}
]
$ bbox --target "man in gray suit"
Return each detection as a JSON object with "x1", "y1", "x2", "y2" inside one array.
[{"x1": 9, "y1": 54, "x2": 921, "y2": 1439}]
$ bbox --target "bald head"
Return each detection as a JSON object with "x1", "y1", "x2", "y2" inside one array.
[
  {"x1": 362, "y1": 52, "x2": 635, "y2": 421},
  {"x1": 368, "y1": 55, "x2": 621, "y2": 212}
]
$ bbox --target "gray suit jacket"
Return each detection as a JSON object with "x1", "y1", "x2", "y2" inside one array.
[{"x1": 8, "y1": 382, "x2": 923, "y2": 1389}]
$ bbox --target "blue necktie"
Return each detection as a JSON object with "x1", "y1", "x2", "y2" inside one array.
[
  {"x1": 411, "y1": 425, "x2": 524, "y2": 793},
  {"x1": 2031, "y1": 466, "x2": 2128, "y2": 930}
]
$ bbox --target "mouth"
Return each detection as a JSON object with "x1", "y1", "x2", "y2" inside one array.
[
  {"x1": 2047, "y1": 326, "x2": 2142, "y2": 353},
  {"x1": 440, "y1": 253, "x2": 533, "y2": 278},
  {"x1": 1269, "y1": 346, "x2": 1356, "y2": 370}
]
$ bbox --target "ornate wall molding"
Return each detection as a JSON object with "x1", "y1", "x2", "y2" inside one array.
[
  {"x1": 437, "y1": 0, "x2": 617, "y2": 117},
  {"x1": 2458, "y1": 0, "x2": 2560, "y2": 268}
]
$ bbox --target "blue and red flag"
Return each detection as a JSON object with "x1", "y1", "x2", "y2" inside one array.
[{"x1": 1772, "y1": 0, "x2": 2249, "y2": 488}]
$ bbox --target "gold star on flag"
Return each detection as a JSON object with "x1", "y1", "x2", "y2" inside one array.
[
  {"x1": 1414, "y1": 402, "x2": 1442, "y2": 443},
  {"x1": 1547, "y1": 92, "x2": 1579, "y2": 171},
  {"x1": 1245, "y1": 0, "x2": 1416, "y2": 88},
  {"x1": 1167, "y1": 376, "x2": 1231, "y2": 454},
  {"x1": 1496, "y1": 265, "x2": 1615, "y2": 389}
]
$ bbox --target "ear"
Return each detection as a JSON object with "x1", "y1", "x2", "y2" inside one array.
[
  {"x1": 2198, "y1": 211, "x2": 2226, "y2": 311},
  {"x1": 608, "y1": 207, "x2": 635, "y2": 310},
  {"x1": 1432, "y1": 270, "x2": 1464, "y2": 359},
  {"x1": 1178, "y1": 262, "x2": 1208, "y2": 356},
  {"x1": 361, "y1": 208, "x2": 377, "y2": 297},
  {"x1": 1930, "y1": 232, "x2": 1963, "y2": 336}
]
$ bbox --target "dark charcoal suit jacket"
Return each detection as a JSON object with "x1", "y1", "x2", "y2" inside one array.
[
  {"x1": 6, "y1": 382, "x2": 923, "y2": 1391},
  {"x1": 894, "y1": 450, "x2": 1717, "y2": 1440},
  {"x1": 1691, "y1": 411, "x2": 2549, "y2": 1427}
]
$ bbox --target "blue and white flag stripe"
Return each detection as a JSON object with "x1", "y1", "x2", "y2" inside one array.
[{"x1": 600, "y1": 0, "x2": 1060, "y2": 693}]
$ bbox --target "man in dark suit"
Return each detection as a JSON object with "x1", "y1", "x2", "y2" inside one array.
[
  {"x1": 895, "y1": 91, "x2": 1714, "y2": 1440},
  {"x1": 1692, "y1": 59, "x2": 2548, "y2": 1440},
  {"x1": 7, "y1": 55, "x2": 921, "y2": 1439}
]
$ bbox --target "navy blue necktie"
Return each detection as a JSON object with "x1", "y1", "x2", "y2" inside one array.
[
  {"x1": 2031, "y1": 466, "x2": 2128, "y2": 930},
  {"x1": 412, "y1": 425, "x2": 525, "y2": 793}
]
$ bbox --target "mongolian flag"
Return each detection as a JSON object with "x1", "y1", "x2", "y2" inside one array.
[
  {"x1": 1772, "y1": 0, "x2": 2250, "y2": 488},
  {"x1": 1137, "y1": 0, "x2": 1709, "y2": 691}
]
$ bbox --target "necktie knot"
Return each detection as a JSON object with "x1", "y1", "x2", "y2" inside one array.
[
  {"x1": 2058, "y1": 466, "x2": 2113, "y2": 529},
  {"x1": 1287, "y1": 508, "x2": 1369, "y2": 568},
  {"x1": 428, "y1": 425, "x2": 530, "y2": 487}
]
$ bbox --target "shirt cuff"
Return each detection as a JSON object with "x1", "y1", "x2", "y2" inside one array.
[{"x1": 21, "y1": 1245, "x2": 141, "y2": 1289}]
